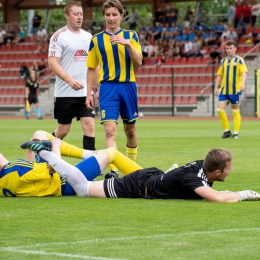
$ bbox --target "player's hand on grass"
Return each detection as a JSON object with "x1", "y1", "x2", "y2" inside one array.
[{"x1": 237, "y1": 190, "x2": 260, "y2": 201}]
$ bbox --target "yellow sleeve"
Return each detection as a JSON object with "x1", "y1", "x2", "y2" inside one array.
[
  {"x1": 131, "y1": 31, "x2": 142, "y2": 57},
  {"x1": 20, "y1": 162, "x2": 51, "y2": 182},
  {"x1": 239, "y1": 58, "x2": 248, "y2": 73},
  {"x1": 87, "y1": 37, "x2": 99, "y2": 69}
]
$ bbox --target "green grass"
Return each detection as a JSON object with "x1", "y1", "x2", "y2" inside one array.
[{"x1": 1, "y1": 117, "x2": 260, "y2": 260}]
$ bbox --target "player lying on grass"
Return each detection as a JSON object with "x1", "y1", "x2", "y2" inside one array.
[
  {"x1": 0, "y1": 130, "x2": 142, "y2": 197},
  {"x1": 20, "y1": 138, "x2": 260, "y2": 202}
]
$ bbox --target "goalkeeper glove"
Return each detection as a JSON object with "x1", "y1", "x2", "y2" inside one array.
[{"x1": 237, "y1": 190, "x2": 260, "y2": 201}]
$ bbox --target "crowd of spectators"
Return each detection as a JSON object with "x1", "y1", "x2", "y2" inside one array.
[{"x1": 138, "y1": 1, "x2": 260, "y2": 66}]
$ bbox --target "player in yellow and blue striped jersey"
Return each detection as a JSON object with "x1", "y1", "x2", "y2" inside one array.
[
  {"x1": 214, "y1": 40, "x2": 248, "y2": 139},
  {"x1": 86, "y1": 0, "x2": 142, "y2": 178}
]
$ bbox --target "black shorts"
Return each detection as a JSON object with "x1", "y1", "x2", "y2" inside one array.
[
  {"x1": 53, "y1": 97, "x2": 95, "y2": 124},
  {"x1": 28, "y1": 94, "x2": 39, "y2": 104},
  {"x1": 103, "y1": 167, "x2": 163, "y2": 198}
]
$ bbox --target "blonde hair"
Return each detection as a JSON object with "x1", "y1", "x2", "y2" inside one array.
[
  {"x1": 102, "y1": 0, "x2": 124, "y2": 15},
  {"x1": 64, "y1": 1, "x2": 82, "y2": 15}
]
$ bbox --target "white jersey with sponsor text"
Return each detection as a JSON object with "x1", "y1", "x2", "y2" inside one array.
[{"x1": 49, "y1": 26, "x2": 92, "y2": 97}]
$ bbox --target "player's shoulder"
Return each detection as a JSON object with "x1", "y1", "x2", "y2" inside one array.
[
  {"x1": 91, "y1": 30, "x2": 105, "y2": 39},
  {"x1": 80, "y1": 29, "x2": 92, "y2": 38},
  {"x1": 51, "y1": 26, "x2": 68, "y2": 41},
  {"x1": 236, "y1": 55, "x2": 246, "y2": 64}
]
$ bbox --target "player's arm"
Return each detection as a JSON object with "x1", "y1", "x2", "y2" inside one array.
[
  {"x1": 110, "y1": 35, "x2": 142, "y2": 67},
  {"x1": 195, "y1": 186, "x2": 260, "y2": 202},
  {"x1": 86, "y1": 67, "x2": 96, "y2": 110},
  {"x1": 48, "y1": 57, "x2": 83, "y2": 90},
  {"x1": 25, "y1": 86, "x2": 29, "y2": 99},
  {"x1": 239, "y1": 71, "x2": 247, "y2": 92},
  {"x1": 214, "y1": 75, "x2": 222, "y2": 96}
]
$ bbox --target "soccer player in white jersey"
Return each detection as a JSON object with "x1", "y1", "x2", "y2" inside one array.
[{"x1": 48, "y1": 1, "x2": 96, "y2": 150}]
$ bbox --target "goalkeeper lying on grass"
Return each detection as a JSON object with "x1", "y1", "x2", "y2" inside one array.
[{"x1": 17, "y1": 133, "x2": 260, "y2": 202}]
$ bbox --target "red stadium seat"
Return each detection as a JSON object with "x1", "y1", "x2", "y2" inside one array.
[
  {"x1": 152, "y1": 96, "x2": 160, "y2": 104},
  {"x1": 160, "y1": 86, "x2": 167, "y2": 94},
  {"x1": 159, "y1": 96, "x2": 167, "y2": 104},
  {"x1": 189, "y1": 96, "x2": 197, "y2": 104},
  {"x1": 138, "y1": 87, "x2": 146, "y2": 94},
  {"x1": 174, "y1": 96, "x2": 181, "y2": 104},
  {"x1": 146, "y1": 87, "x2": 153, "y2": 94},
  {"x1": 144, "y1": 96, "x2": 152, "y2": 104},
  {"x1": 182, "y1": 86, "x2": 189, "y2": 94},
  {"x1": 174, "y1": 86, "x2": 182, "y2": 94},
  {"x1": 153, "y1": 87, "x2": 160, "y2": 94},
  {"x1": 181, "y1": 96, "x2": 189, "y2": 104}
]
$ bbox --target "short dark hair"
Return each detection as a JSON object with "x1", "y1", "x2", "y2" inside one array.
[{"x1": 226, "y1": 40, "x2": 237, "y2": 47}]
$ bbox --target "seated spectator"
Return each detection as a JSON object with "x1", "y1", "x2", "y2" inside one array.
[
  {"x1": 221, "y1": 26, "x2": 230, "y2": 40},
  {"x1": 181, "y1": 38, "x2": 193, "y2": 58},
  {"x1": 237, "y1": 18, "x2": 246, "y2": 40},
  {"x1": 37, "y1": 59, "x2": 47, "y2": 78},
  {"x1": 19, "y1": 63, "x2": 30, "y2": 81},
  {"x1": 3, "y1": 25, "x2": 16, "y2": 45},
  {"x1": 142, "y1": 40, "x2": 154, "y2": 58},
  {"x1": 36, "y1": 25, "x2": 47, "y2": 43},
  {"x1": 219, "y1": 36, "x2": 228, "y2": 57},
  {"x1": 150, "y1": 22, "x2": 164, "y2": 41},
  {"x1": 208, "y1": 47, "x2": 221, "y2": 65},
  {"x1": 191, "y1": 36, "x2": 204, "y2": 58},
  {"x1": 153, "y1": 41, "x2": 165, "y2": 58},
  {"x1": 146, "y1": 24, "x2": 156, "y2": 42},
  {"x1": 0, "y1": 26, "x2": 6, "y2": 45},
  {"x1": 153, "y1": 55, "x2": 166, "y2": 67},
  {"x1": 215, "y1": 21, "x2": 226, "y2": 37},
  {"x1": 165, "y1": 39, "x2": 178, "y2": 59},
  {"x1": 253, "y1": 32, "x2": 260, "y2": 45},
  {"x1": 13, "y1": 27, "x2": 26, "y2": 45},
  {"x1": 204, "y1": 30, "x2": 218, "y2": 47},
  {"x1": 227, "y1": 27, "x2": 238, "y2": 42},
  {"x1": 175, "y1": 21, "x2": 183, "y2": 34},
  {"x1": 198, "y1": 21, "x2": 208, "y2": 33},
  {"x1": 211, "y1": 20, "x2": 218, "y2": 32},
  {"x1": 187, "y1": 28, "x2": 197, "y2": 42},
  {"x1": 174, "y1": 30, "x2": 183, "y2": 49}
]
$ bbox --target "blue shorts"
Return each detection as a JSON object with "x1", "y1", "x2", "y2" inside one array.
[
  {"x1": 218, "y1": 92, "x2": 242, "y2": 105},
  {"x1": 99, "y1": 81, "x2": 138, "y2": 124}
]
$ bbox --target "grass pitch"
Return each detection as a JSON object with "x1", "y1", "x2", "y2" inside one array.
[{"x1": 0, "y1": 117, "x2": 260, "y2": 260}]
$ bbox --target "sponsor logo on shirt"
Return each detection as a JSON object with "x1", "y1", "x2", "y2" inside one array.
[
  {"x1": 74, "y1": 50, "x2": 88, "y2": 57},
  {"x1": 74, "y1": 50, "x2": 88, "y2": 62}
]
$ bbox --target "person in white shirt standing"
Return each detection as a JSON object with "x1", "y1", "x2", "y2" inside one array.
[
  {"x1": 36, "y1": 25, "x2": 47, "y2": 43},
  {"x1": 48, "y1": 1, "x2": 96, "y2": 151}
]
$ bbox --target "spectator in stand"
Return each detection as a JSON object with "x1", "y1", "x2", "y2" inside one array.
[
  {"x1": 237, "y1": 17, "x2": 247, "y2": 41},
  {"x1": 154, "y1": 6, "x2": 165, "y2": 26},
  {"x1": 3, "y1": 25, "x2": 16, "y2": 45},
  {"x1": 36, "y1": 59, "x2": 47, "y2": 79},
  {"x1": 175, "y1": 20, "x2": 183, "y2": 33},
  {"x1": 153, "y1": 55, "x2": 166, "y2": 67},
  {"x1": 36, "y1": 25, "x2": 47, "y2": 43},
  {"x1": 165, "y1": 39, "x2": 178, "y2": 59},
  {"x1": 191, "y1": 36, "x2": 203, "y2": 58},
  {"x1": 211, "y1": 20, "x2": 219, "y2": 32},
  {"x1": 182, "y1": 38, "x2": 193, "y2": 58},
  {"x1": 221, "y1": 26, "x2": 230, "y2": 40},
  {"x1": 128, "y1": 7, "x2": 140, "y2": 30},
  {"x1": 234, "y1": 2, "x2": 243, "y2": 29},
  {"x1": 13, "y1": 27, "x2": 26, "y2": 45},
  {"x1": 19, "y1": 63, "x2": 30, "y2": 81},
  {"x1": 150, "y1": 22, "x2": 164, "y2": 42},
  {"x1": 187, "y1": 28, "x2": 197, "y2": 42},
  {"x1": 153, "y1": 40, "x2": 165, "y2": 58},
  {"x1": 174, "y1": 30, "x2": 183, "y2": 50},
  {"x1": 208, "y1": 46, "x2": 221, "y2": 66},
  {"x1": 165, "y1": 4, "x2": 174, "y2": 27},
  {"x1": 251, "y1": 3, "x2": 260, "y2": 28},
  {"x1": 226, "y1": 2, "x2": 235, "y2": 27},
  {"x1": 142, "y1": 40, "x2": 154, "y2": 58},
  {"x1": 219, "y1": 36, "x2": 228, "y2": 57},
  {"x1": 242, "y1": 1, "x2": 252, "y2": 28},
  {"x1": 252, "y1": 30, "x2": 260, "y2": 45},
  {"x1": 183, "y1": 6, "x2": 193, "y2": 28},
  {"x1": 31, "y1": 11, "x2": 42, "y2": 40},
  {"x1": 146, "y1": 24, "x2": 155, "y2": 41},
  {"x1": 227, "y1": 27, "x2": 238, "y2": 42},
  {"x1": 170, "y1": 4, "x2": 178, "y2": 23},
  {"x1": 0, "y1": 26, "x2": 6, "y2": 45},
  {"x1": 215, "y1": 20, "x2": 226, "y2": 37},
  {"x1": 195, "y1": 6, "x2": 206, "y2": 25},
  {"x1": 204, "y1": 29, "x2": 218, "y2": 47}
]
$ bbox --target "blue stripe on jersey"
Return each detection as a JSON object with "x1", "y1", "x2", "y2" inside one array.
[
  {"x1": 239, "y1": 59, "x2": 243, "y2": 65},
  {"x1": 132, "y1": 31, "x2": 139, "y2": 42},
  {"x1": 1, "y1": 160, "x2": 33, "y2": 178},
  {"x1": 233, "y1": 56, "x2": 238, "y2": 94},
  {"x1": 226, "y1": 58, "x2": 231, "y2": 93},
  {"x1": 88, "y1": 40, "x2": 94, "y2": 52},
  {"x1": 98, "y1": 33, "x2": 109, "y2": 81},
  {"x1": 124, "y1": 30, "x2": 130, "y2": 82},
  {"x1": 113, "y1": 43, "x2": 120, "y2": 81}
]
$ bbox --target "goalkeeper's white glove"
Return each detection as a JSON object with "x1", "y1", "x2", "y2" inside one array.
[{"x1": 237, "y1": 190, "x2": 260, "y2": 201}]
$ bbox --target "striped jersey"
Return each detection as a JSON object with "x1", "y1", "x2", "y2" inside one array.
[
  {"x1": 87, "y1": 29, "x2": 142, "y2": 85},
  {"x1": 217, "y1": 55, "x2": 248, "y2": 94},
  {"x1": 48, "y1": 26, "x2": 92, "y2": 97},
  {"x1": 0, "y1": 159, "x2": 61, "y2": 197}
]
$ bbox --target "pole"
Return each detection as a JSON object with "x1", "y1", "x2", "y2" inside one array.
[
  {"x1": 171, "y1": 67, "x2": 174, "y2": 116},
  {"x1": 212, "y1": 65, "x2": 215, "y2": 117}
]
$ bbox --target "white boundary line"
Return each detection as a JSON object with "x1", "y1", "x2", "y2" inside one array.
[{"x1": 1, "y1": 228, "x2": 260, "y2": 259}]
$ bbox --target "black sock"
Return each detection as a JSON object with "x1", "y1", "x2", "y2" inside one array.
[
  {"x1": 52, "y1": 131, "x2": 56, "y2": 137},
  {"x1": 83, "y1": 136, "x2": 95, "y2": 150}
]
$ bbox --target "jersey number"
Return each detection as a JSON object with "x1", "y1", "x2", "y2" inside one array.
[{"x1": 2, "y1": 188, "x2": 16, "y2": 197}]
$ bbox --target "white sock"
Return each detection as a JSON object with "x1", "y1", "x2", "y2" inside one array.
[
  {"x1": 82, "y1": 150, "x2": 95, "y2": 159},
  {"x1": 40, "y1": 150, "x2": 91, "y2": 197}
]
